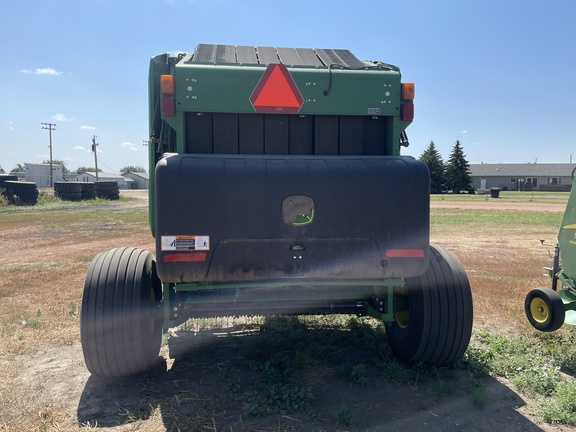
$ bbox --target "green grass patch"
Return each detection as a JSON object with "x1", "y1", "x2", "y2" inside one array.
[{"x1": 431, "y1": 208, "x2": 562, "y2": 229}]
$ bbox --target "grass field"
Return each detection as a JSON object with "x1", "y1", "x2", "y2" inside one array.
[{"x1": 1, "y1": 192, "x2": 576, "y2": 431}]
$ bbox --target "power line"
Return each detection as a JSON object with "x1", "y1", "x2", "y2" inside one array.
[{"x1": 41, "y1": 122, "x2": 56, "y2": 187}]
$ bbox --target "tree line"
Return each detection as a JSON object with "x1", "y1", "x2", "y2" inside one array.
[{"x1": 419, "y1": 140, "x2": 473, "y2": 194}]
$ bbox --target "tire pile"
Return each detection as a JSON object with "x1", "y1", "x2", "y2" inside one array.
[
  {"x1": 0, "y1": 175, "x2": 39, "y2": 205},
  {"x1": 96, "y1": 181, "x2": 120, "y2": 200},
  {"x1": 54, "y1": 181, "x2": 119, "y2": 201}
]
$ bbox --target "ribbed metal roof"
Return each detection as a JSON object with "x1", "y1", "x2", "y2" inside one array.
[{"x1": 190, "y1": 44, "x2": 369, "y2": 68}]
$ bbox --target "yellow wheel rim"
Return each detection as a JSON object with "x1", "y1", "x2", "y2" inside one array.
[
  {"x1": 395, "y1": 310, "x2": 410, "y2": 329},
  {"x1": 393, "y1": 286, "x2": 410, "y2": 329},
  {"x1": 530, "y1": 297, "x2": 549, "y2": 323}
]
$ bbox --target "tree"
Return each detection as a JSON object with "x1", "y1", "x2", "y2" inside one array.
[
  {"x1": 43, "y1": 159, "x2": 70, "y2": 175},
  {"x1": 11, "y1": 163, "x2": 25, "y2": 173},
  {"x1": 75, "y1": 166, "x2": 101, "y2": 175},
  {"x1": 120, "y1": 165, "x2": 146, "y2": 174},
  {"x1": 444, "y1": 141, "x2": 472, "y2": 193},
  {"x1": 419, "y1": 141, "x2": 445, "y2": 194}
]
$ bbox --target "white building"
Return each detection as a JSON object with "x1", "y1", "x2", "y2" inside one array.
[
  {"x1": 122, "y1": 171, "x2": 149, "y2": 189},
  {"x1": 74, "y1": 172, "x2": 133, "y2": 189},
  {"x1": 24, "y1": 163, "x2": 63, "y2": 188}
]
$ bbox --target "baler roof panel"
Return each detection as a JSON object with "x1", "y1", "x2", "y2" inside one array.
[{"x1": 189, "y1": 44, "x2": 372, "y2": 68}]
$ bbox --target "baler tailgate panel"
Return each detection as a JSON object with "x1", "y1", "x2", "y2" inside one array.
[{"x1": 155, "y1": 154, "x2": 429, "y2": 283}]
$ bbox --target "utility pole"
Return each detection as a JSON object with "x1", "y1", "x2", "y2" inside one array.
[
  {"x1": 41, "y1": 122, "x2": 56, "y2": 187},
  {"x1": 91, "y1": 135, "x2": 99, "y2": 181}
]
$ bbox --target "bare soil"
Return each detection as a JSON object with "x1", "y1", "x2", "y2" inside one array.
[{"x1": 0, "y1": 192, "x2": 572, "y2": 431}]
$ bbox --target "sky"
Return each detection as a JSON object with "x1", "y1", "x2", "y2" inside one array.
[{"x1": 1, "y1": 0, "x2": 575, "y2": 174}]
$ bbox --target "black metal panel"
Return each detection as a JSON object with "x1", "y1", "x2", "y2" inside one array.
[
  {"x1": 155, "y1": 154, "x2": 430, "y2": 283},
  {"x1": 213, "y1": 113, "x2": 239, "y2": 154},
  {"x1": 191, "y1": 45, "x2": 366, "y2": 67},
  {"x1": 239, "y1": 114, "x2": 264, "y2": 154},
  {"x1": 296, "y1": 48, "x2": 323, "y2": 66},
  {"x1": 191, "y1": 44, "x2": 216, "y2": 63},
  {"x1": 333, "y1": 49, "x2": 367, "y2": 68},
  {"x1": 314, "y1": 116, "x2": 339, "y2": 155},
  {"x1": 264, "y1": 115, "x2": 289, "y2": 154},
  {"x1": 186, "y1": 113, "x2": 213, "y2": 153},
  {"x1": 289, "y1": 115, "x2": 314, "y2": 154},
  {"x1": 215, "y1": 45, "x2": 237, "y2": 63},
  {"x1": 363, "y1": 117, "x2": 386, "y2": 155},
  {"x1": 236, "y1": 45, "x2": 258, "y2": 64},
  {"x1": 186, "y1": 113, "x2": 387, "y2": 156},
  {"x1": 276, "y1": 47, "x2": 305, "y2": 65},
  {"x1": 315, "y1": 49, "x2": 365, "y2": 68},
  {"x1": 257, "y1": 46, "x2": 280, "y2": 64},
  {"x1": 339, "y1": 116, "x2": 363, "y2": 155}
]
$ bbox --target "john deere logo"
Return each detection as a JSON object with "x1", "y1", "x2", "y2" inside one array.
[{"x1": 282, "y1": 195, "x2": 314, "y2": 226}]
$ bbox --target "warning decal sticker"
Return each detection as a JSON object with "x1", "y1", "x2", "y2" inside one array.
[{"x1": 161, "y1": 235, "x2": 210, "y2": 251}]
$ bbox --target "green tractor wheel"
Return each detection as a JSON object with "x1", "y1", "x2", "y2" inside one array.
[
  {"x1": 385, "y1": 244, "x2": 473, "y2": 367},
  {"x1": 80, "y1": 247, "x2": 163, "y2": 377},
  {"x1": 525, "y1": 287, "x2": 565, "y2": 332}
]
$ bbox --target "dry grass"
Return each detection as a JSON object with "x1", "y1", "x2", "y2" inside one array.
[{"x1": 0, "y1": 195, "x2": 568, "y2": 431}]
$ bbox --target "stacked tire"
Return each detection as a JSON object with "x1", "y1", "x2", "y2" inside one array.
[
  {"x1": 2, "y1": 180, "x2": 39, "y2": 205},
  {"x1": 96, "y1": 181, "x2": 120, "y2": 200},
  {"x1": 81, "y1": 182, "x2": 97, "y2": 200},
  {"x1": 54, "y1": 181, "x2": 83, "y2": 201}
]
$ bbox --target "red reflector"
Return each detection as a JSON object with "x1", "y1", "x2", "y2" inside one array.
[
  {"x1": 386, "y1": 249, "x2": 424, "y2": 258},
  {"x1": 400, "y1": 103, "x2": 414, "y2": 121},
  {"x1": 163, "y1": 252, "x2": 207, "y2": 262},
  {"x1": 162, "y1": 96, "x2": 175, "y2": 116},
  {"x1": 249, "y1": 64, "x2": 304, "y2": 113}
]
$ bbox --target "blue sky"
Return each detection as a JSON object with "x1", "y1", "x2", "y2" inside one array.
[{"x1": 1, "y1": 0, "x2": 575, "y2": 174}]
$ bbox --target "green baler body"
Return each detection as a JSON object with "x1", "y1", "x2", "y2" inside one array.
[
  {"x1": 148, "y1": 45, "x2": 414, "y2": 240},
  {"x1": 559, "y1": 169, "x2": 576, "y2": 280}
]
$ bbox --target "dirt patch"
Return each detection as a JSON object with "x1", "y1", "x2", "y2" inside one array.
[{"x1": 0, "y1": 193, "x2": 570, "y2": 431}]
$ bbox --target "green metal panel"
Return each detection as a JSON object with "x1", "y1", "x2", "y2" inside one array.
[
  {"x1": 173, "y1": 63, "x2": 403, "y2": 117},
  {"x1": 559, "y1": 168, "x2": 576, "y2": 279}
]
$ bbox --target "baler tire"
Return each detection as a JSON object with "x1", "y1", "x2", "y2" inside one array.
[
  {"x1": 525, "y1": 287, "x2": 565, "y2": 332},
  {"x1": 80, "y1": 247, "x2": 163, "y2": 377},
  {"x1": 385, "y1": 244, "x2": 473, "y2": 367}
]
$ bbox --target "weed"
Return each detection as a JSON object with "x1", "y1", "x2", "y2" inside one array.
[
  {"x1": 432, "y1": 379, "x2": 453, "y2": 397},
  {"x1": 541, "y1": 381, "x2": 576, "y2": 425},
  {"x1": 468, "y1": 380, "x2": 488, "y2": 409},
  {"x1": 350, "y1": 363, "x2": 369, "y2": 386},
  {"x1": 378, "y1": 359, "x2": 410, "y2": 383},
  {"x1": 67, "y1": 301, "x2": 79, "y2": 316},
  {"x1": 335, "y1": 403, "x2": 353, "y2": 426},
  {"x1": 21, "y1": 309, "x2": 42, "y2": 328},
  {"x1": 245, "y1": 383, "x2": 312, "y2": 417}
]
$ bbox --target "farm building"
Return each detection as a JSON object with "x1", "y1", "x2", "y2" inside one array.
[
  {"x1": 24, "y1": 163, "x2": 63, "y2": 187},
  {"x1": 73, "y1": 172, "x2": 133, "y2": 189},
  {"x1": 469, "y1": 163, "x2": 576, "y2": 191},
  {"x1": 122, "y1": 171, "x2": 149, "y2": 189}
]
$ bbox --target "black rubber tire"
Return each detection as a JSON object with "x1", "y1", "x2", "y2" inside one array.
[
  {"x1": 385, "y1": 244, "x2": 473, "y2": 366},
  {"x1": 3, "y1": 181, "x2": 39, "y2": 205},
  {"x1": 60, "y1": 191, "x2": 83, "y2": 201},
  {"x1": 81, "y1": 183, "x2": 97, "y2": 200},
  {"x1": 525, "y1": 287, "x2": 565, "y2": 332},
  {"x1": 80, "y1": 247, "x2": 163, "y2": 377}
]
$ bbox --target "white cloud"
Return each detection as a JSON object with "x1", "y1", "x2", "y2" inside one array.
[
  {"x1": 52, "y1": 113, "x2": 75, "y2": 122},
  {"x1": 74, "y1": 146, "x2": 86, "y2": 151},
  {"x1": 121, "y1": 141, "x2": 138, "y2": 151},
  {"x1": 80, "y1": 125, "x2": 96, "y2": 130},
  {"x1": 461, "y1": 130, "x2": 468, "y2": 134},
  {"x1": 5, "y1": 121, "x2": 14, "y2": 131},
  {"x1": 21, "y1": 68, "x2": 62, "y2": 76}
]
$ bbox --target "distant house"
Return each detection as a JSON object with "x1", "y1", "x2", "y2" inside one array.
[
  {"x1": 122, "y1": 171, "x2": 149, "y2": 189},
  {"x1": 73, "y1": 172, "x2": 133, "y2": 189},
  {"x1": 469, "y1": 164, "x2": 576, "y2": 191},
  {"x1": 24, "y1": 163, "x2": 64, "y2": 188}
]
